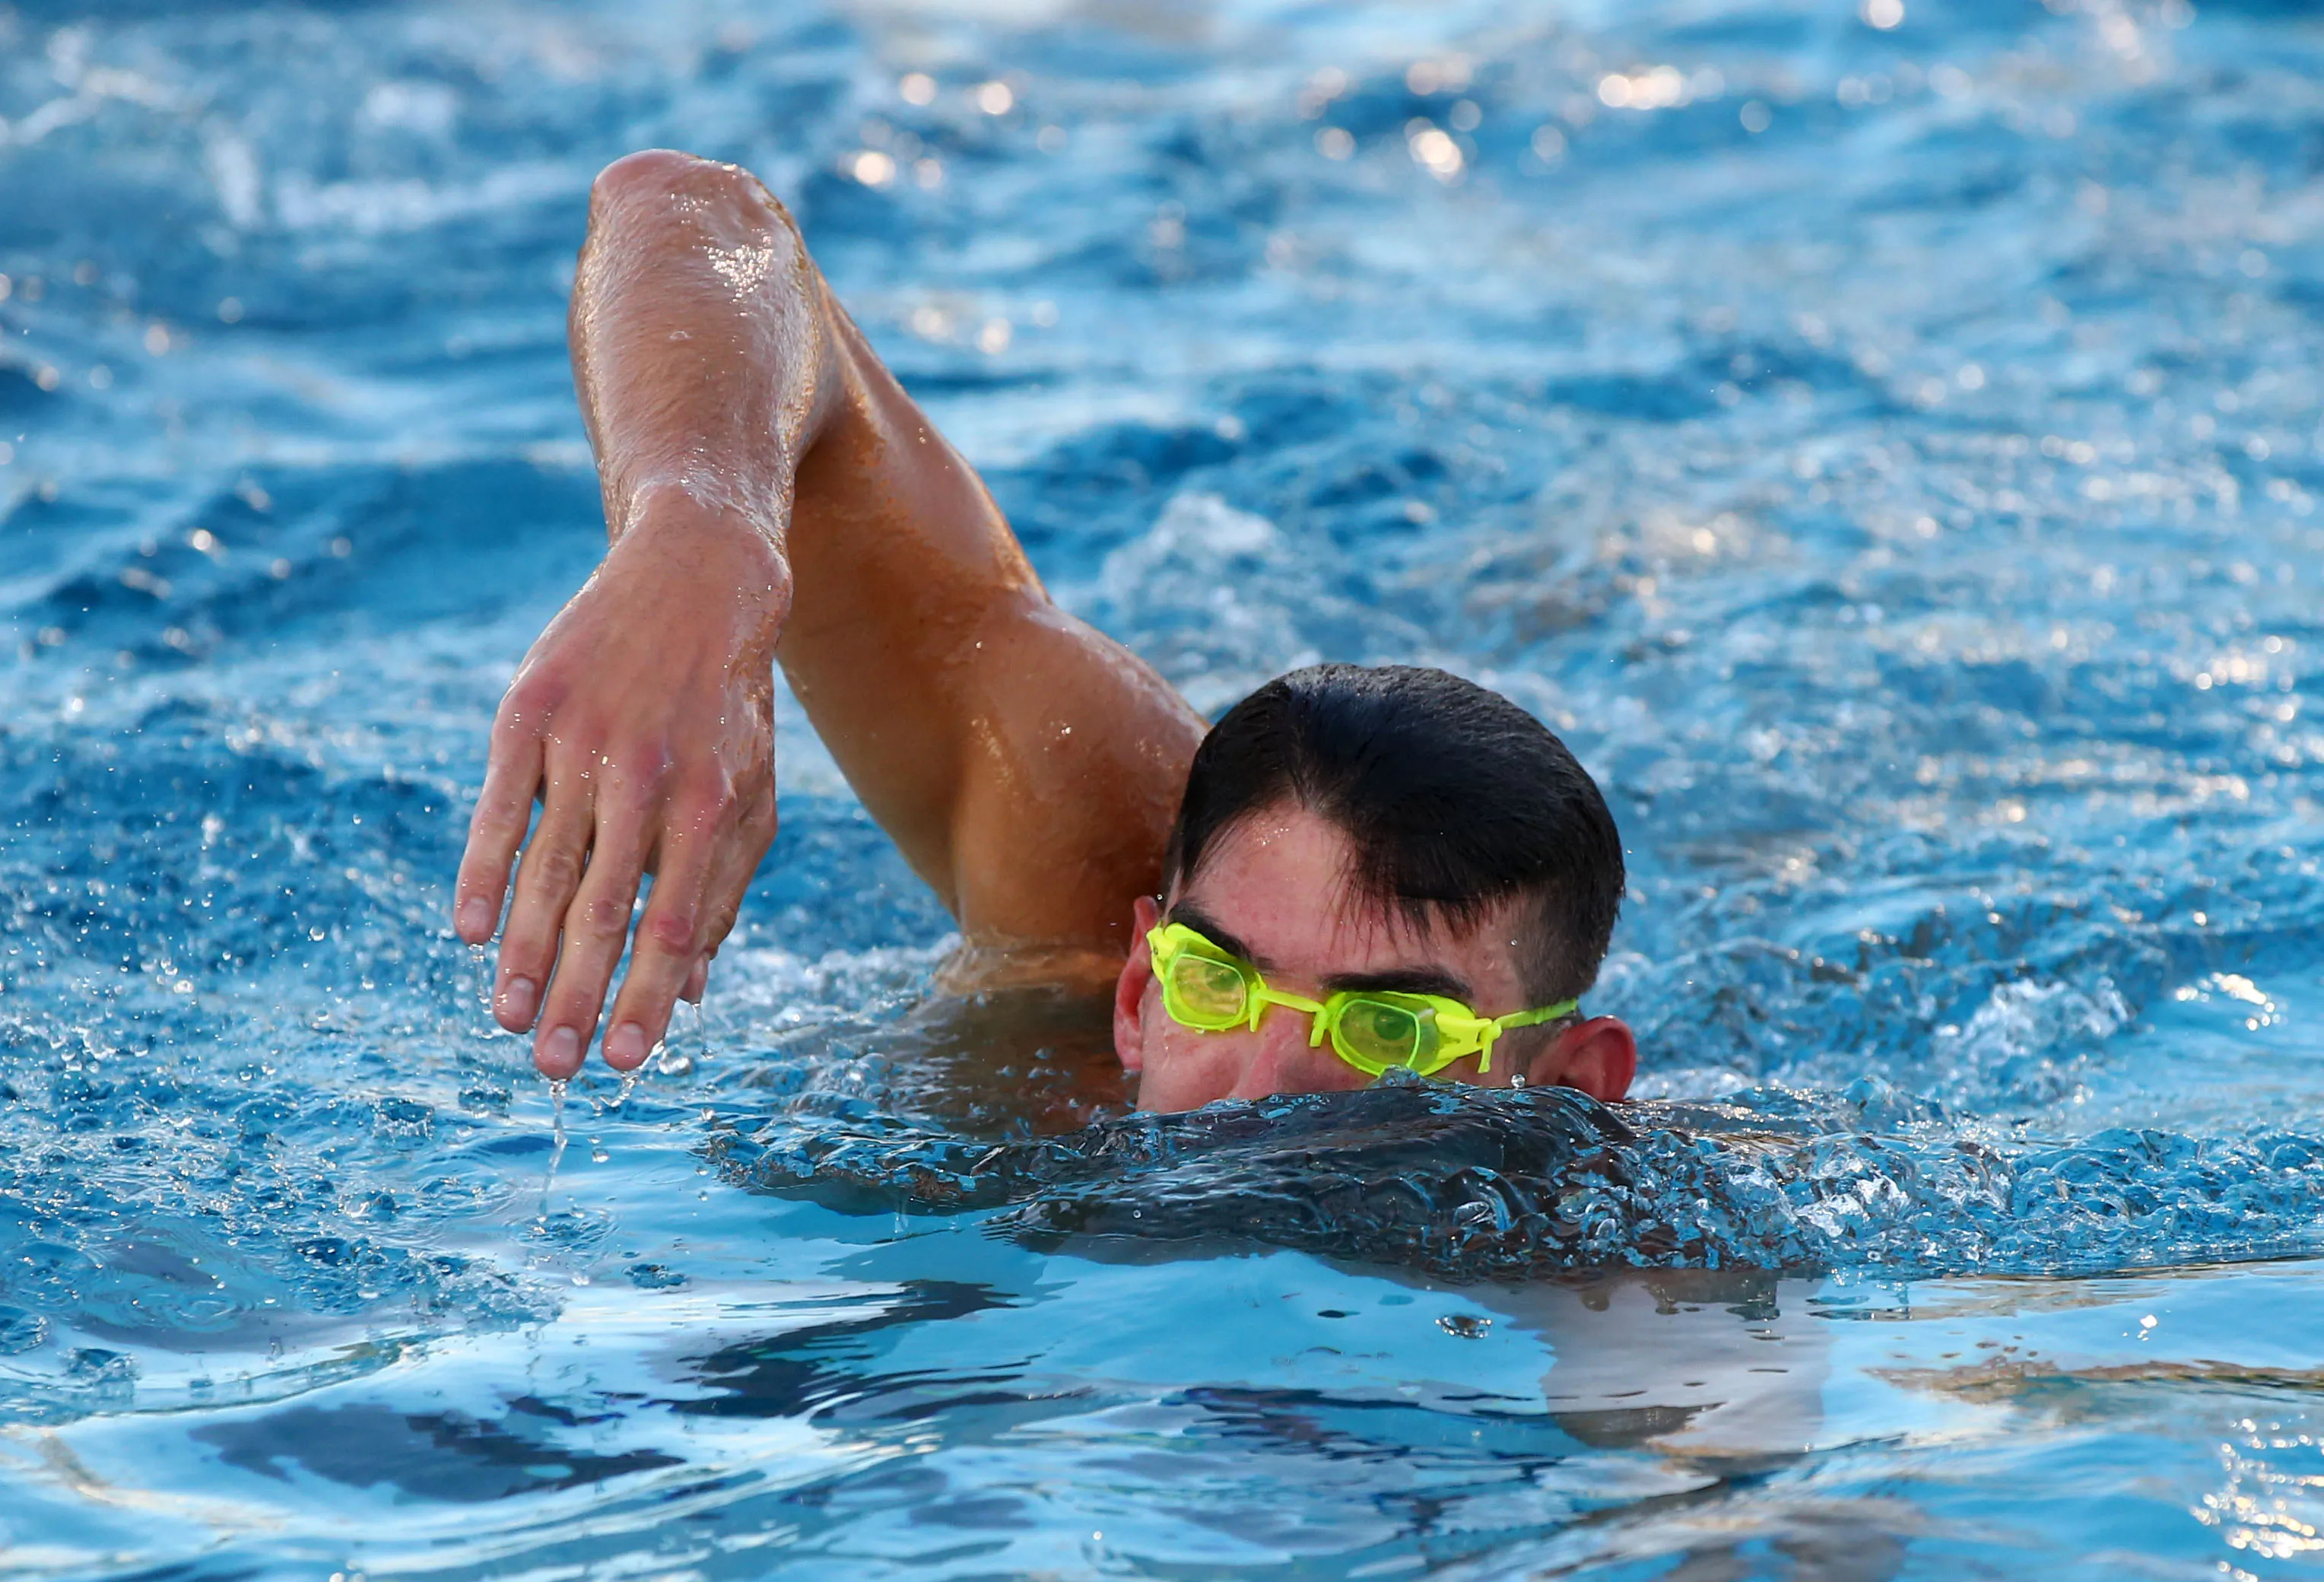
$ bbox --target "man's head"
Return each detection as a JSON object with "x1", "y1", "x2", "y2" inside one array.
[{"x1": 1114, "y1": 664, "x2": 1635, "y2": 1110}]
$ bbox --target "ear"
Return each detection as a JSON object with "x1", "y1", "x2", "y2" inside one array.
[
  {"x1": 1115, "y1": 894, "x2": 1162, "y2": 1074},
  {"x1": 1526, "y1": 1016, "x2": 1635, "y2": 1103}
]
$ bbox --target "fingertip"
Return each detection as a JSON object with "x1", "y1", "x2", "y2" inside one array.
[
  {"x1": 535, "y1": 1023, "x2": 582, "y2": 1079},
  {"x1": 496, "y1": 975, "x2": 539, "y2": 1032},
  {"x1": 456, "y1": 895, "x2": 495, "y2": 944},
  {"x1": 681, "y1": 957, "x2": 710, "y2": 1002},
  {"x1": 604, "y1": 1021, "x2": 651, "y2": 1071}
]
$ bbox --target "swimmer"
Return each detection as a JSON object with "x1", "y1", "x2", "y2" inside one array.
[{"x1": 453, "y1": 150, "x2": 1636, "y2": 1112}]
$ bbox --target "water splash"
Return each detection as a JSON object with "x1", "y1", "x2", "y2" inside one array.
[
  {"x1": 712, "y1": 1074, "x2": 2324, "y2": 1282},
  {"x1": 539, "y1": 1077, "x2": 570, "y2": 1223}
]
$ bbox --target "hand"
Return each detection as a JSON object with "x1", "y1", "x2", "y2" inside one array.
[{"x1": 454, "y1": 507, "x2": 789, "y2": 1078}]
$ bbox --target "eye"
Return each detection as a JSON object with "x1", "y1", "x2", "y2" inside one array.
[
  {"x1": 1170, "y1": 954, "x2": 1248, "y2": 1024},
  {"x1": 1335, "y1": 999, "x2": 1423, "y2": 1066}
]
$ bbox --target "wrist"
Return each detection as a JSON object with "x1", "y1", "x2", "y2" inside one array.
[
  {"x1": 610, "y1": 488, "x2": 795, "y2": 634},
  {"x1": 618, "y1": 475, "x2": 784, "y2": 545}
]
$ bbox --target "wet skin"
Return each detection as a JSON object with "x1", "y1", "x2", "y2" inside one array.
[
  {"x1": 1116, "y1": 804, "x2": 1635, "y2": 1110},
  {"x1": 454, "y1": 148, "x2": 1633, "y2": 1109}
]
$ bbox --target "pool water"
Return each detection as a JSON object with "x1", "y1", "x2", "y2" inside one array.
[{"x1": 7, "y1": 0, "x2": 2324, "y2": 1574}]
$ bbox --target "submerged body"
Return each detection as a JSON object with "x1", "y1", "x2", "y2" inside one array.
[{"x1": 454, "y1": 150, "x2": 1633, "y2": 1109}]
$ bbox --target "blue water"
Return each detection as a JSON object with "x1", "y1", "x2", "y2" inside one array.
[{"x1": 8, "y1": 0, "x2": 2324, "y2": 1573}]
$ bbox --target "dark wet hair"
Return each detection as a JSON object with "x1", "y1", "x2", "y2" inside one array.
[{"x1": 1164, "y1": 664, "x2": 1624, "y2": 1003}]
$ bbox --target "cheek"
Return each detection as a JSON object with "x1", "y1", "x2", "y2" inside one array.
[
  {"x1": 1140, "y1": 1016, "x2": 1233, "y2": 1081},
  {"x1": 1134, "y1": 1020, "x2": 1254, "y2": 1109},
  {"x1": 1133, "y1": 1015, "x2": 1373, "y2": 1108}
]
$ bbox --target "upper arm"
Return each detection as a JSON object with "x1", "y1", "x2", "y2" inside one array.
[
  {"x1": 773, "y1": 303, "x2": 1205, "y2": 959},
  {"x1": 943, "y1": 601, "x2": 1205, "y2": 952}
]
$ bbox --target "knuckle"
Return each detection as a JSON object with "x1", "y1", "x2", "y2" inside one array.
[
  {"x1": 633, "y1": 738, "x2": 678, "y2": 784},
  {"x1": 642, "y1": 907, "x2": 697, "y2": 955},
  {"x1": 575, "y1": 893, "x2": 632, "y2": 943},
  {"x1": 608, "y1": 774, "x2": 663, "y2": 821},
  {"x1": 670, "y1": 802, "x2": 722, "y2": 843},
  {"x1": 528, "y1": 846, "x2": 583, "y2": 894},
  {"x1": 498, "y1": 674, "x2": 567, "y2": 732}
]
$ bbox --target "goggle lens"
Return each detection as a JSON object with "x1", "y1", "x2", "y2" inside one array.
[
  {"x1": 1167, "y1": 951, "x2": 1249, "y2": 1027},
  {"x1": 1332, "y1": 997, "x2": 1428, "y2": 1071},
  {"x1": 1148, "y1": 922, "x2": 1572, "y2": 1083}
]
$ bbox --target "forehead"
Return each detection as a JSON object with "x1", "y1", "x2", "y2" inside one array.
[{"x1": 1173, "y1": 803, "x2": 1528, "y2": 993}]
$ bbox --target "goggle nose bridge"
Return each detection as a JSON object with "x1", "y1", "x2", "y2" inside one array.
[{"x1": 1224, "y1": 970, "x2": 1327, "y2": 1042}]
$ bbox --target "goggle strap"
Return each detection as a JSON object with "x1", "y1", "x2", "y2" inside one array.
[
  {"x1": 1481, "y1": 997, "x2": 1579, "y2": 1078},
  {"x1": 1496, "y1": 997, "x2": 1579, "y2": 1032}
]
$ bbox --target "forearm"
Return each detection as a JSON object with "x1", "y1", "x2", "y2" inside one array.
[
  {"x1": 570, "y1": 149, "x2": 839, "y2": 581},
  {"x1": 464, "y1": 149, "x2": 1186, "y2": 1078},
  {"x1": 548, "y1": 149, "x2": 1198, "y2": 963}
]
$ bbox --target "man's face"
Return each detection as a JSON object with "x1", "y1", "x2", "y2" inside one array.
[{"x1": 1113, "y1": 802, "x2": 1635, "y2": 1112}]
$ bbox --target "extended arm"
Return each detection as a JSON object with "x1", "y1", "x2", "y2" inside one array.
[{"x1": 454, "y1": 150, "x2": 1203, "y2": 1078}]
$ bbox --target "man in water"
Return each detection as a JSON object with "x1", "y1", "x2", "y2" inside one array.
[{"x1": 453, "y1": 151, "x2": 1636, "y2": 1111}]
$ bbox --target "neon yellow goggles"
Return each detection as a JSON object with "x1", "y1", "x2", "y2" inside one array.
[{"x1": 1145, "y1": 921, "x2": 1578, "y2": 1081}]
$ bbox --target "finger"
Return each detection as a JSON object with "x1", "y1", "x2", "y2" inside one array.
[
  {"x1": 602, "y1": 823, "x2": 718, "y2": 1071},
  {"x1": 494, "y1": 780, "x2": 593, "y2": 1035},
  {"x1": 662, "y1": 839, "x2": 755, "y2": 1015},
  {"x1": 692, "y1": 823, "x2": 764, "y2": 964},
  {"x1": 534, "y1": 800, "x2": 652, "y2": 1078},
  {"x1": 453, "y1": 722, "x2": 544, "y2": 944}
]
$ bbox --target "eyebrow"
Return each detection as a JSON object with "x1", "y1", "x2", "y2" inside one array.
[
  {"x1": 1319, "y1": 964, "x2": 1475, "y2": 1001},
  {"x1": 1167, "y1": 901, "x2": 1475, "y2": 1002},
  {"x1": 1167, "y1": 901, "x2": 1264, "y2": 970}
]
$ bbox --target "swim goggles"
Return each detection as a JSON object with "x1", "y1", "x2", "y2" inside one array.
[{"x1": 1145, "y1": 921, "x2": 1578, "y2": 1080}]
